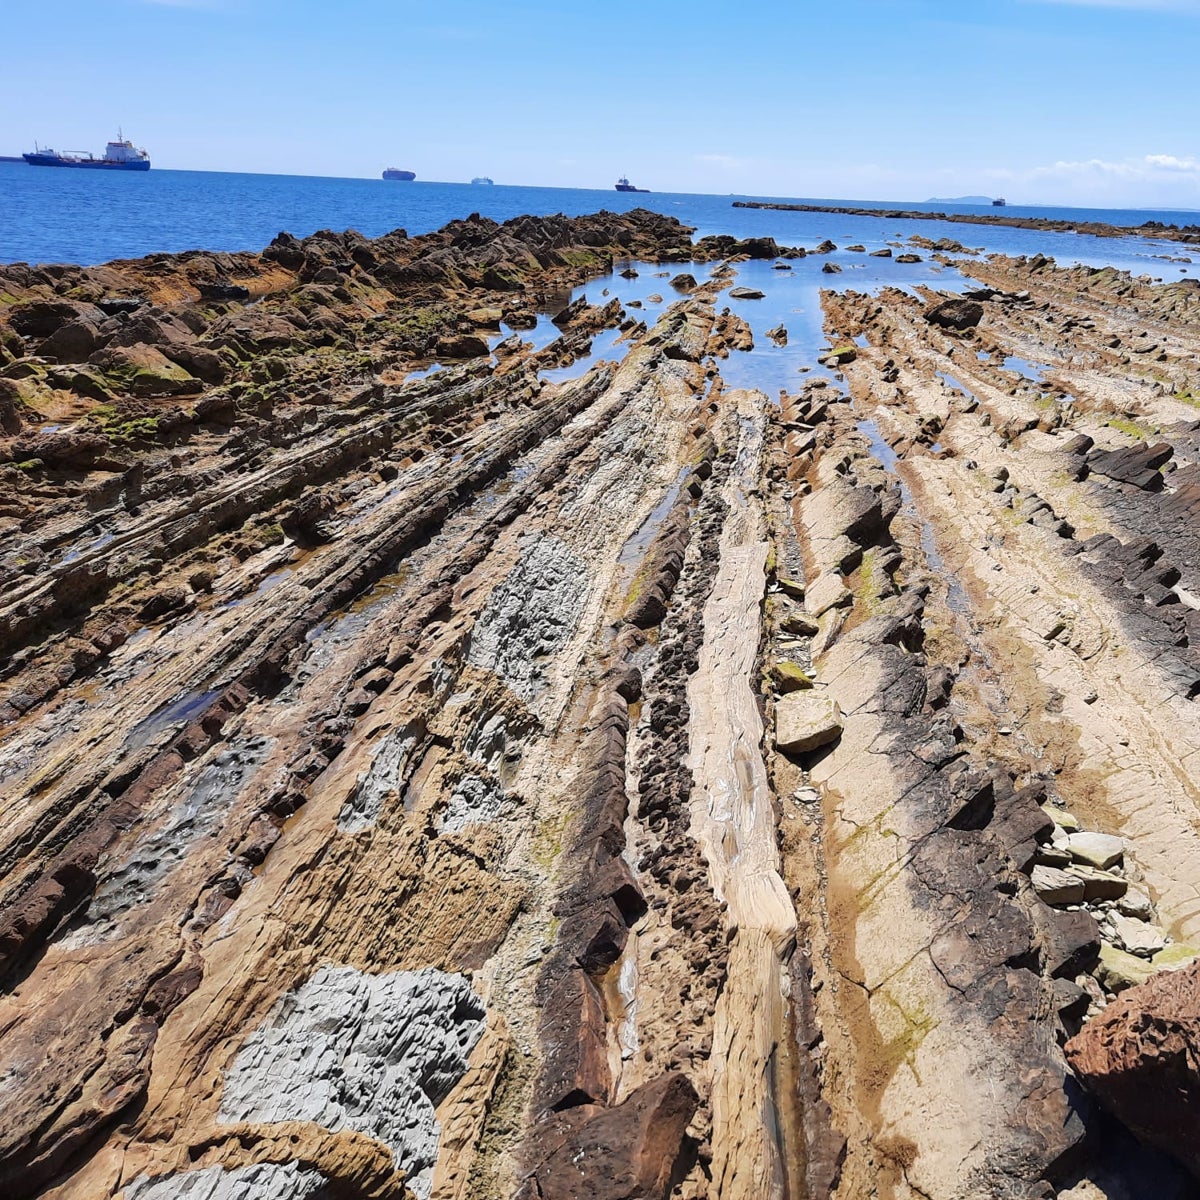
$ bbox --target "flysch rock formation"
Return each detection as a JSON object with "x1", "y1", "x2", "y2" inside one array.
[{"x1": 1, "y1": 212, "x2": 1199, "y2": 1200}]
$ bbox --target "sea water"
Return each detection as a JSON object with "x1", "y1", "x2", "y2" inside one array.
[{"x1": 3, "y1": 161, "x2": 1200, "y2": 282}]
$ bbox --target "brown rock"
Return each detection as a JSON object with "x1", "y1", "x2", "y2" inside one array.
[
  {"x1": 925, "y1": 298, "x2": 984, "y2": 330},
  {"x1": 38, "y1": 320, "x2": 104, "y2": 364},
  {"x1": 1066, "y1": 960, "x2": 1200, "y2": 1181},
  {"x1": 523, "y1": 1073, "x2": 699, "y2": 1200},
  {"x1": 435, "y1": 333, "x2": 490, "y2": 358},
  {"x1": 9, "y1": 300, "x2": 97, "y2": 339}
]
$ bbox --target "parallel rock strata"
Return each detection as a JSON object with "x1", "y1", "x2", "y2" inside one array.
[{"x1": 2, "y1": 214, "x2": 1200, "y2": 1200}]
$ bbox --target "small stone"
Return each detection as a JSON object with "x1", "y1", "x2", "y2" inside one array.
[
  {"x1": 1095, "y1": 941, "x2": 1156, "y2": 992},
  {"x1": 1066, "y1": 865, "x2": 1128, "y2": 902},
  {"x1": 1076, "y1": 971, "x2": 1107, "y2": 1016},
  {"x1": 773, "y1": 662, "x2": 815, "y2": 694},
  {"x1": 776, "y1": 577, "x2": 805, "y2": 600},
  {"x1": 1052, "y1": 978, "x2": 1091, "y2": 1021},
  {"x1": 1042, "y1": 805, "x2": 1080, "y2": 831},
  {"x1": 1066, "y1": 831, "x2": 1124, "y2": 870},
  {"x1": 1112, "y1": 915, "x2": 1166, "y2": 958},
  {"x1": 465, "y1": 307, "x2": 504, "y2": 326},
  {"x1": 775, "y1": 693, "x2": 844, "y2": 755},
  {"x1": 805, "y1": 572, "x2": 852, "y2": 617},
  {"x1": 780, "y1": 611, "x2": 820, "y2": 638},
  {"x1": 1031, "y1": 865, "x2": 1086, "y2": 905},
  {"x1": 1035, "y1": 845, "x2": 1072, "y2": 868},
  {"x1": 1116, "y1": 889, "x2": 1154, "y2": 921}
]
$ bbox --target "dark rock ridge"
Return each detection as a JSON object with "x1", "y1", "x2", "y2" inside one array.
[{"x1": 732, "y1": 199, "x2": 1200, "y2": 244}]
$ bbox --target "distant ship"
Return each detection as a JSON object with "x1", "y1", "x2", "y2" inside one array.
[
  {"x1": 383, "y1": 168, "x2": 416, "y2": 181},
  {"x1": 23, "y1": 133, "x2": 150, "y2": 171},
  {"x1": 471, "y1": 176, "x2": 494, "y2": 186},
  {"x1": 615, "y1": 176, "x2": 649, "y2": 193},
  {"x1": 992, "y1": 197, "x2": 1007, "y2": 207}
]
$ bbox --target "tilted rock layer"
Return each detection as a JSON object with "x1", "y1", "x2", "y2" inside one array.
[{"x1": 0, "y1": 214, "x2": 1199, "y2": 1200}]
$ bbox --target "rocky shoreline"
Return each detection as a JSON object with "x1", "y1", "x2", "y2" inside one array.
[
  {"x1": 1, "y1": 211, "x2": 1199, "y2": 1200},
  {"x1": 733, "y1": 198, "x2": 1200, "y2": 244}
]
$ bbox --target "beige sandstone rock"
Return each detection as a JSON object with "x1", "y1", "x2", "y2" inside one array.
[
  {"x1": 1113, "y1": 915, "x2": 1166, "y2": 957},
  {"x1": 1067, "y1": 832, "x2": 1125, "y2": 871},
  {"x1": 1031, "y1": 865, "x2": 1086, "y2": 904},
  {"x1": 774, "y1": 693, "x2": 844, "y2": 755}
]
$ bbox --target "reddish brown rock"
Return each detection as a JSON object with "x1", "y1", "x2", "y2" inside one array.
[
  {"x1": 520, "y1": 1073, "x2": 699, "y2": 1200},
  {"x1": 1066, "y1": 960, "x2": 1200, "y2": 1180}
]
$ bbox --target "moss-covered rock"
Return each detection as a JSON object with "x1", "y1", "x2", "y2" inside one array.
[
  {"x1": 773, "y1": 662, "x2": 815, "y2": 694},
  {"x1": 91, "y1": 345, "x2": 201, "y2": 397},
  {"x1": 1096, "y1": 942, "x2": 1156, "y2": 992}
]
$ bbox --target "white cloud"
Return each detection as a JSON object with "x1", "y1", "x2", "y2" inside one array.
[
  {"x1": 1144, "y1": 154, "x2": 1200, "y2": 170},
  {"x1": 975, "y1": 153, "x2": 1200, "y2": 206},
  {"x1": 1023, "y1": 154, "x2": 1200, "y2": 180}
]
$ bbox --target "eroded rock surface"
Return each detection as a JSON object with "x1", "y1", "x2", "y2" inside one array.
[
  {"x1": 2, "y1": 211, "x2": 1200, "y2": 1200},
  {"x1": 1066, "y1": 962, "x2": 1200, "y2": 1182}
]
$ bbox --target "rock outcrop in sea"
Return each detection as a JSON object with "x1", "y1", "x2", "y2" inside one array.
[{"x1": 1, "y1": 211, "x2": 1199, "y2": 1200}]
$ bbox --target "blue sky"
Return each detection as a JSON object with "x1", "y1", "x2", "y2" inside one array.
[{"x1": 4, "y1": 0, "x2": 1200, "y2": 206}]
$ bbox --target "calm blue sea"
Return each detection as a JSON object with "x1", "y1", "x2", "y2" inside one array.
[{"x1": 2, "y1": 162, "x2": 1199, "y2": 280}]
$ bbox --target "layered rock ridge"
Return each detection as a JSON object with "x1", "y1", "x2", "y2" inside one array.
[{"x1": 1, "y1": 216, "x2": 1200, "y2": 1200}]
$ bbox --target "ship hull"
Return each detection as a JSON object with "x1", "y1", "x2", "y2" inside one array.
[
  {"x1": 383, "y1": 170, "x2": 416, "y2": 181},
  {"x1": 615, "y1": 184, "x2": 649, "y2": 193},
  {"x1": 23, "y1": 154, "x2": 150, "y2": 171}
]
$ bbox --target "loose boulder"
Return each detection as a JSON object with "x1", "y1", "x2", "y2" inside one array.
[
  {"x1": 521, "y1": 1072, "x2": 699, "y2": 1200},
  {"x1": 775, "y1": 692, "x2": 843, "y2": 754},
  {"x1": 1066, "y1": 959, "x2": 1200, "y2": 1181},
  {"x1": 925, "y1": 298, "x2": 984, "y2": 330}
]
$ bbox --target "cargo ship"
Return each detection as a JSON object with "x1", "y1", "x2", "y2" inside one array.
[
  {"x1": 615, "y1": 176, "x2": 649, "y2": 193},
  {"x1": 992, "y1": 197, "x2": 1007, "y2": 207},
  {"x1": 23, "y1": 134, "x2": 150, "y2": 171},
  {"x1": 383, "y1": 168, "x2": 416, "y2": 181},
  {"x1": 471, "y1": 176, "x2": 494, "y2": 186}
]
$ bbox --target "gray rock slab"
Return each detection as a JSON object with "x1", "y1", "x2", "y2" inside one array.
[
  {"x1": 1066, "y1": 864, "x2": 1128, "y2": 902},
  {"x1": 1117, "y1": 889, "x2": 1154, "y2": 921},
  {"x1": 468, "y1": 536, "x2": 590, "y2": 701},
  {"x1": 342, "y1": 721, "x2": 421, "y2": 832},
  {"x1": 220, "y1": 965, "x2": 485, "y2": 1200},
  {"x1": 126, "y1": 1162, "x2": 330, "y2": 1200},
  {"x1": 1112, "y1": 914, "x2": 1166, "y2": 957}
]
